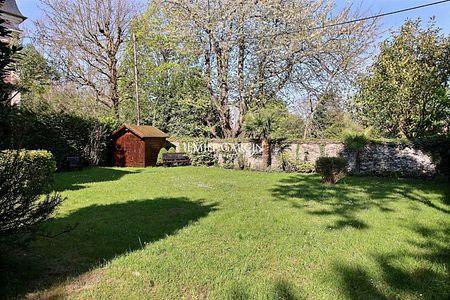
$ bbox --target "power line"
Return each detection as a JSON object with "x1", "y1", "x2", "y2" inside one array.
[{"x1": 312, "y1": 0, "x2": 450, "y2": 30}]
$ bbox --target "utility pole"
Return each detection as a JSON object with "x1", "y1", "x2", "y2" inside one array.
[{"x1": 132, "y1": 32, "x2": 141, "y2": 125}]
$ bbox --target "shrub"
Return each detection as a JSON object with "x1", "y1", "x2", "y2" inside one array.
[
  {"x1": 343, "y1": 132, "x2": 369, "y2": 151},
  {"x1": 157, "y1": 148, "x2": 168, "y2": 165},
  {"x1": 220, "y1": 149, "x2": 238, "y2": 169},
  {"x1": 279, "y1": 153, "x2": 315, "y2": 173},
  {"x1": 0, "y1": 150, "x2": 64, "y2": 238},
  {"x1": 237, "y1": 152, "x2": 247, "y2": 170},
  {"x1": 411, "y1": 136, "x2": 450, "y2": 178},
  {"x1": 168, "y1": 147, "x2": 176, "y2": 153},
  {"x1": 315, "y1": 157, "x2": 347, "y2": 184},
  {"x1": 190, "y1": 150, "x2": 216, "y2": 166}
]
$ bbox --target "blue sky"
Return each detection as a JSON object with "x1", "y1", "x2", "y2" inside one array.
[{"x1": 17, "y1": 0, "x2": 450, "y2": 37}]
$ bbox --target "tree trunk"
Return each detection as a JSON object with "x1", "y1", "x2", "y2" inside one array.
[{"x1": 262, "y1": 138, "x2": 271, "y2": 169}]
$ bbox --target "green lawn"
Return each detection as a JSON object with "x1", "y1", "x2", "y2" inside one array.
[{"x1": 1, "y1": 167, "x2": 449, "y2": 299}]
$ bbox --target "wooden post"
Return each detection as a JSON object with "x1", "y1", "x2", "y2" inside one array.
[{"x1": 132, "y1": 32, "x2": 141, "y2": 126}]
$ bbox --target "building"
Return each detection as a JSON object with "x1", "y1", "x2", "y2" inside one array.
[
  {"x1": 112, "y1": 124, "x2": 168, "y2": 167},
  {"x1": 0, "y1": 0, "x2": 26, "y2": 105},
  {"x1": 0, "y1": 0, "x2": 26, "y2": 33}
]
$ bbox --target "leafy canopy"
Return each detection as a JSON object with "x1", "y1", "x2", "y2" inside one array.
[{"x1": 355, "y1": 19, "x2": 450, "y2": 138}]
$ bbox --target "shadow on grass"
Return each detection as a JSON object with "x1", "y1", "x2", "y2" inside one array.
[
  {"x1": 0, "y1": 197, "x2": 216, "y2": 298},
  {"x1": 271, "y1": 174, "x2": 449, "y2": 230},
  {"x1": 226, "y1": 279, "x2": 305, "y2": 300},
  {"x1": 334, "y1": 224, "x2": 450, "y2": 299},
  {"x1": 53, "y1": 167, "x2": 142, "y2": 192}
]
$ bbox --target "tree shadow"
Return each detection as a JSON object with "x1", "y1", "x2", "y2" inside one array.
[
  {"x1": 226, "y1": 279, "x2": 305, "y2": 300},
  {"x1": 0, "y1": 197, "x2": 216, "y2": 298},
  {"x1": 271, "y1": 174, "x2": 449, "y2": 230},
  {"x1": 334, "y1": 224, "x2": 450, "y2": 299},
  {"x1": 272, "y1": 279, "x2": 305, "y2": 300},
  {"x1": 52, "y1": 167, "x2": 142, "y2": 192}
]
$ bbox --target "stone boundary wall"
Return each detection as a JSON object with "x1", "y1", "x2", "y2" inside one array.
[{"x1": 169, "y1": 140, "x2": 437, "y2": 177}]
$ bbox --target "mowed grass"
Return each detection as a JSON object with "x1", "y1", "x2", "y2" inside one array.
[{"x1": 1, "y1": 167, "x2": 449, "y2": 299}]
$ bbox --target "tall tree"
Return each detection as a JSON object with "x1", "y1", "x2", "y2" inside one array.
[
  {"x1": 120, "y1": 5, "x2": 218, "y2": 136},
  {"x1": 16, "y1": 44, "x2": 59, "y2": 105},
  {"x1": 34, "y1": 0, "x2": 137, "y2": 118},
  {"x1": 355, "y1": 19, "x2": 450, "y2": 138},
  {"x1": 152, "y1": 0, "x2": 377, "y2": 138}
]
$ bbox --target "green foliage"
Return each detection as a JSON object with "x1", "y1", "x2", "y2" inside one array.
[
  {"x1": 119, "y1": 4, "x2": 218, "y2": 137},
  {"x1": 16, "y1": 44, "x2": 59, "y2": 106},
  {"x1": 243, "y1": 101, "x2": 289, "y2": 141},
  {"x1": 344, "y1": 132, "x2": 369, "y2": 152},
  {"x1": 0, "y1": 107, "x2": 114, "y2": 168},
  {"x1": 157, "y1": 148, "x2": 168, "y2": 165},
  {"x1": 0, "y1": 150, "x2": 64, "y2": 237},
  {"x1": 220, "y1": 149, "x2": 238, "y2": 169},
  {"x1": 279, "y1": 114, "x2": 305, "y2": 140},
  {"x1": 279, "y1": 153, "x2": 315, "y2": 173},
  {"x1": 315, "y1": 157, "x2": 347, "y2": 184},
  {"x1": 410, "y1": 135, "x2": 450, "y2": 177},
  {"x1": 190, "y1": 150, "x2": 216, "y2": 166},
  {"x1": 236, "y1": 152, "x2": 247, "y2": 170},
  {"x1": 168, "y1": 147, "x2": 176, "y2": 153},
  {"x1": 355, "y1": 19, "x2": 450, "y2": 138}
]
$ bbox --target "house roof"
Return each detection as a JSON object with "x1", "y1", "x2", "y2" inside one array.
[
  {"x1": 112, "y1": 124, "x2": 168, "y2": 139},
  {"x1": 0, "y1": 0, "x2": 26, "y2": 20}
]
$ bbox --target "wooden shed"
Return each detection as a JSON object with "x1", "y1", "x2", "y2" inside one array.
[{"x1": 112, "y1": 124, "x2": 168, "y2": 167}]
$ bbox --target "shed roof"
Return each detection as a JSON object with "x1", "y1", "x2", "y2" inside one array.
[{"x1": 112, "y1": 124, "x2": 168, "y2": 139}]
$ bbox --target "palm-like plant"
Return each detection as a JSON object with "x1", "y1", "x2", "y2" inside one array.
[{"x1": 243, "y1": 103, "x2": 287, "y2": 169}]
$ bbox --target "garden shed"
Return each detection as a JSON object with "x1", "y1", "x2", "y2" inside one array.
[{"x1": 112, "y1": 124, "x2": 168, "y2": 167}]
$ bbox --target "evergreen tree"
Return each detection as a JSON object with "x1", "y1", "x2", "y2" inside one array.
[{"x1": 355, "y1": 19, "x2": 450, "y2": 138}]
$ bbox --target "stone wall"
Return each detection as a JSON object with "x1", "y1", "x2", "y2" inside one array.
[{"x1": 169, "y1": 140, "x2": 438, "y2": 177}]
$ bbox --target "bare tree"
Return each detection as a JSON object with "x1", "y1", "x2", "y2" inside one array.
[
  {"x1": 156, "y1": 0, "x2": 378, "y2": 138},
  {"x1": 34, "y1": 0, "x2": 137, "y2": 118}
]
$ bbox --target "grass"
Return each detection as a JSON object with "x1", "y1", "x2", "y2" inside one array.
[{"x1": 1, "y1": 166, "x2": 449, "y2": 299}]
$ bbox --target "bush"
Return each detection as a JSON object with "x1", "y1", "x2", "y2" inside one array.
[
  {"x1": 0, "y1": 106, "x2": 116, "y2": 168},
  {"x1": 190, "y1": 150, "x2": 216, "y2": 166},
  {"x1": 279, "y1": 153, "x2": 315, "y2": 173},
  {"x1": 315, "y1": 157, "x2": 347, "y2": 184},
  {"x1": 157, "y1": 148, "x2": 168, "y2": 165},
  {"x1": 0, "y1": 150, "x2": 64, "y2": 238},
  {"x1": 168, "y1": 147, "x2": 176, "y2": 153},
  {"x1": 220, "y1": 149, "x2": 238, "y2": 169},
  {"x1": 411, "y1": 135, "x2": 450, "y2": 178}
]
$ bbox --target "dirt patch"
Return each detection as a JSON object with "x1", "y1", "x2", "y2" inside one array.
[{"x1": 26, "y1": 270, "x2": 105, "y2": 300}]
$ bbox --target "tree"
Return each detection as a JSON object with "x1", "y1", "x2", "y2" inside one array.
[
  {"x1": 309, "y1": 91, "x2": 342, "y2": 138},
  {"x1": 34, "y1": 0, "x2": 137, "y2": 118},
  {"x1": 355, "y1": 19, "x2": 450, "y2": 138},
  {"x1": 243, "y1": 101, "x2": 289, "y2": 168},
  {"x1": 119, "y1": 4, "x2": 218, "y2": 136},
  {"x1": 151, "y1": 0, "x2": 377, "y2": 138},
  {"x1": 16, "y1": 44, "x2": 59, "y2": 106}
]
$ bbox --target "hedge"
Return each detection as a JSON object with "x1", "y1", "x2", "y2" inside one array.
[
  {"x1": 0, "y1": 106, "x2": 118, "y2": 168},
  {"x1": 0, "y1": 149, "x2": 56, "y2": 191}
]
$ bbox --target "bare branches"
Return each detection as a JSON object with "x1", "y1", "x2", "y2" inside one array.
[
  {"x1": 158, "y1": 0, "x2": 379, "y2": 137},
  {"x1": 34, "y1": 0, "x2": 137, "y2": 118}
]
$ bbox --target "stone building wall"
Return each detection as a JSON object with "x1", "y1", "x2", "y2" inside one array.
[{"x1": 169, "y1": 140, "x2": 438, "y2": 177}]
